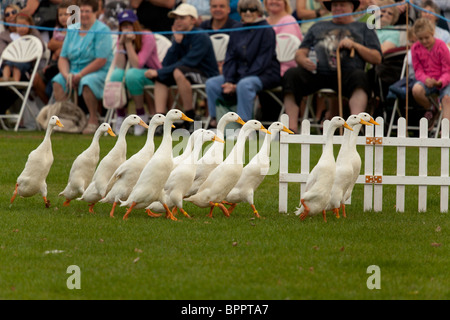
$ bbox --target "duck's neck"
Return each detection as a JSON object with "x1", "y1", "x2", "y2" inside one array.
[
  {"x1": 350, "y1": 124, "x2": 362, "y2": 146},
  {"x1": 88, "y1": 129, "x2": 103, "y2": 149},
  {"x1": 216, "y1": 120, "x2": 229, "y2": 141},
  {"x1": 142, "y1": 124, "x2": 158, "y2": 151},
  {"x1": 159, "y1": 121, "x2": 174, "y2": 157},
  {"x1": 226, "y1": 129, "x2": 250, "y2": 164},
  {"x1": 323, "y1": 125, "x2": 339, "y2": 155},
  {"x1": 190, "y1": 135, "x2": 205, "y2": 164}
]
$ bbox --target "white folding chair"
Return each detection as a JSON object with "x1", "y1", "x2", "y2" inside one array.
[
  {"x1": 255, "y1": 33, "x2": 301, "y2": 126},
  {"x1": 0, "y1": 35, "x2": 43, "y2": 131}
]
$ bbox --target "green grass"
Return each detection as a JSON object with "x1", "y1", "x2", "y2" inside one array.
[{"x1": 1, "y1": 130, "x2": 449, "y2": 300}]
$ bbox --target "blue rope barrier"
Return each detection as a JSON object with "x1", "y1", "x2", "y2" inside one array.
[{"x1": 0, "y1": 1, "x2": 444, "y2": 36}]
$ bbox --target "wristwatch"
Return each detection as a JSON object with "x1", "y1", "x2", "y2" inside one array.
[{"x1": 315, "y1": 9, "x2": 321, "y2": 18}]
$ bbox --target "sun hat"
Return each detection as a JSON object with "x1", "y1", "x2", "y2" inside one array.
[
  {"x1": 168, "y1": 3, "x2": 198, "y2": 20},
  {"x1": 117, "y1": 9, "x2": 138, "y2": 25},
  {"x1": 323, "y1": 0, "x2": 361, "y2": 12}
]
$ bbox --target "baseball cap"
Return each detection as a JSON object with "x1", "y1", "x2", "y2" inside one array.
[
  {"x1": 118, "y1": 9, "x2": 138, "y2": 25},
  {"x1": 168, "y1": 3, "x2": 198, "y2": 20}
]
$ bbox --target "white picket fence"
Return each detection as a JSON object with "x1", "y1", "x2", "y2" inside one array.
[{"x1": 278, "y1": 114, "x2": 450, "y2": 213}]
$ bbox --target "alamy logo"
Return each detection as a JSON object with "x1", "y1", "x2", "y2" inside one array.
[
  {"x1": 366, "y1": 5, "x2": 381, "y2": 30},
  {"x1": 67, "y1": 5, "x2": 80, "y2": 29}
]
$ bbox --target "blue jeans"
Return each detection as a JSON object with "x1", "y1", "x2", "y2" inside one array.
[{"x1": 206, "y1": 75, "x2": 263, "y2": 121}]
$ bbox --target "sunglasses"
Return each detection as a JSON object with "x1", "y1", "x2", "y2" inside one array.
[
  {"x1": 4, "y1": 9, "x2": 18, "y2": 18},
  {"x1": 241, "y1": 7, "x2": 258, "y2": 13}
]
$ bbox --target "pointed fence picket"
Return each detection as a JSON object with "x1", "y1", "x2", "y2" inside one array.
[{"x1": 278, "y1": 114, "x2": 450, "y2": 213}]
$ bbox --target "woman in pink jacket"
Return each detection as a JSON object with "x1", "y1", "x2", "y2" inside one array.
[
  {"x1": 110, "y1": 9, "x2": 162, "y2": 135},
  {"x1": 411, "y1": 18, "x2": 450, "y2": 126}
]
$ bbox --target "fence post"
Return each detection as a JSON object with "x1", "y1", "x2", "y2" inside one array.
[
  {"x1": 418, "y1": 118, "x2": 428, "y2": 212},
  {"x1": 300, "y1": 119, "x2": 311, "y2": 199},
  {"x1": 279, "y1": 114, "x2": 289, "y2": 213},
  {"x1": 396, "y1": 117, "x2": 406, "y2": 212},
  {"x1": 441, "y1": 119, "x2": 449, "y2": 213},
  {"x1": 364, "y1": 119, "x2": 374, "y2": 211},
  {"x1": 374, "y1": 117, "x2": 384, "y2": 212}
]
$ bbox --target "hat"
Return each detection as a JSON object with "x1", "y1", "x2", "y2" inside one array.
[
  {"x1": 323, "y1": 0, "x2": 361, "y2": 12},
  {"x1": 118, "y1": 9, "x2": 138, "y2": 25},
  {"x1": 168, "y1": 3, "x2": 198, "y2": 20}
]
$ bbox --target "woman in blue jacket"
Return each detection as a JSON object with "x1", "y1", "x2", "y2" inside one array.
[{"x1": 206, "y1": 0, "x2": 280, "y2": 125}]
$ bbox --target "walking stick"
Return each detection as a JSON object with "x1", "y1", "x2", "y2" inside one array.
[{"x1": 336, "y1": 46, "x2": 354, "y2": 134}]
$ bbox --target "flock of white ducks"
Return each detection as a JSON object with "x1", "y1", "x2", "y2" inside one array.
[{"x1": 10, "y1": 110, "x2": 377, "y2": 222}]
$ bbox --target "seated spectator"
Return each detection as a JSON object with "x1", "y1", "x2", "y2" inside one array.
[
  {"x1": 421, "y1": 0, "x2": 450, "y2": 44},
  {"x1": 1, "y1": 13, "x2": 37, "y2": 82},
  {"x1": 199, "y1": 0, "x2": 242, "y2": 35},
  {"x1": 108, "y1": 9, "x2": 162, "y2": 135},
  {"x1": 206, "y1": 0, "x2": 280, "y2": 126},
  {"x1": 258, "y1": 0, "x2": 302, "y2": 122},
  {"x1": 265, "y1": 0, "x2": 302, "y2": 76},
  {"x1": 376, "y1": 0, "x2": 400, "y2": 54},
  {"x1": 0, "y1": 4, "x2": 45, "y2": 116},
  {"x1": 411, "y1": 18, "x2": 450, "y2": 127},
  {"x1": 144, "y1": 3, "x2": 219, "y2": 127},
  {"x1": 282, "y1": 0, "x2": 382, "y2": 133},
  {"x1": 296, "y1": 0, "x2": 330, "y2": 35},
  {"x1": 434, "y1": 0, "x2": 450, "y2": 32},
  {"x1": 34, "y1": 0, "x2": 73, "y2": 104},
  {"x1": 51, "y1": 0, "x2": 113, "y2": 134}
]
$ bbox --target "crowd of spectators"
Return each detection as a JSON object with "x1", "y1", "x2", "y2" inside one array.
[{"x1": 0, "y1": 0, "x2": 448, "y2": 136}]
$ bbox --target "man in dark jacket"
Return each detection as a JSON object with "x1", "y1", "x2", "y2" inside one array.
[
  {"x1": 205, "y1": 0, "x2": 280, "y2": 124},
  {"x1": 144, "y1": 3, "x2": 219, "y2": 119}
]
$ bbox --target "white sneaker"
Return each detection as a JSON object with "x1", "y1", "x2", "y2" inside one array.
[
  {"x1": 115, "y1": 116, "x2": 124, "y2": 132},
  {"x1": 134, "y1": 114, "x2": 149, "y2": 136}
]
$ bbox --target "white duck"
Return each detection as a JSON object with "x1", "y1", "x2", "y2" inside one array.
[
  {"x1": 59, "y1": 123, "x2": 115, "y2": 206},
  {"x1": 10, "y1": 115, "x2": 64, "y2": 207},
  {"x1": 225, "y1": 122, "x2": 293, "y2": 217},
  {"x1": 120, "y1": 109, "x2": 193, "y2": 220},
  {"x1": 340, "y1": 112, "x2": 379, "y2": 217},
  {"x1": 145, "y1": 128, "x2": 206, "y2": 216},
  {"x1": 146, "y1": 129, "x2": 224, "y2": 218},
  {"x1": 295, "y1": 116, "x2": 352, "y2": 222},
  {"x1": 185, "y1": 112, "x2": 245, "y2": 197},
  {"x1": 99, "y1": 114, "x2": 166, "y2": 217},
  {"x1": 77, "y1": 115, "x2": 148, "y2": 213},
  {"x1": 325, "y1": 115, "x2": 371, "y2": 218},
  {"x1": 184, "y1": 120, "x2": 270, "y2": 218}
]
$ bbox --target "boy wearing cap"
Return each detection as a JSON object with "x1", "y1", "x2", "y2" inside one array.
[{"x1": 145, "y1": 3, "x2": 219, "y2": 121}]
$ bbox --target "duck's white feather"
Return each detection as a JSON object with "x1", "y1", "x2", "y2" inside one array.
[
  {"x1": 59, "y1": 123, "x2": 115, "y2": 203},
  {"x1": 295, "y1": 116, "x2": 351, "y2": 218},
  {"x1": 184, "y1": 120, "x2": 268, "y2": 209},
  {"x1": 77, "y1": 115, "x2": 148, "y2": 204},
  {"x1": 100, "y1": 114, "x2": 165, "y2": 206},
  {"x1": 12, "y1": 116, "x2": 63, "y2": 205}
]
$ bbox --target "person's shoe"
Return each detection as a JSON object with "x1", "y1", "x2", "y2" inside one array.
[
  {"x1": 134, "y1": 114, "x2": 149, "y2": 136},
  {"x1": 424, "y1": 105, "x2": 438, "y2": 130},
  {"x1": 82, "y1": 122, "x2": 98, "y2": 135}
]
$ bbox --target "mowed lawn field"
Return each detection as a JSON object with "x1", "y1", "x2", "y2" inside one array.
[{"x1": 1, "y1": 129, "x2": 449, "y2": 300}]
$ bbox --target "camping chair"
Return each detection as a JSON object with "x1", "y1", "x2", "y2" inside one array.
[
  {"x1": 0, "y1": 35, "x2": 44, "y2": 131},
  {"x1": 254, "y1": 33, "x2": 301, "y2": 126}
]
